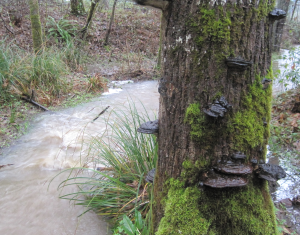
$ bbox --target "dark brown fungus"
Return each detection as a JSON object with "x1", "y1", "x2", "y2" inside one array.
[
  {"x1": 204, "y1": 172, "x2": 248, "y2": 188},
  {"x1": 214, "y1": 161, "x2": 253, "y2": 175},
  {"x1": 226, "y1": 57, "x2": 252, "y2": 71},
  {"x1": 256, "y1": 164, "x2": 286, "y2": 182},
  {"x1": 145, "y1": 168, "x2": 156, "y2": 183},
  {"x1": 269, "y1": 8, "x2": 287, "y2": 20},
  {"x1": 262, "y1": 78, "x2": 272, "y2": 90},
  {"x1": 232, "y1": 152, "x2": 247, "y2": 160},
  {"x1": 250, "y1": 159, "x2": 258, "y2": 165},
  {"x1": 203, "y1": 96, "x2": 231, "y2": 118},
  {"x1": 137, "y1": 119, "x2": 159, "y2": 134}
]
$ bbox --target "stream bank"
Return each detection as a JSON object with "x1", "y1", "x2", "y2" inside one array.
[{"x1": 0, "y1": 80, "x2": 159, "y2": 235}]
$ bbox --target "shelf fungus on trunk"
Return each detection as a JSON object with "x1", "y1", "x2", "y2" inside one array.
[
  {"x1": 146, "y1": 168, "x2": 156, "y2": 183},
  {"x1": 255, "y1": 164, "x2": 286, "y2": 182},
  {"x1": 225, "y1": 57, "x2": 252, "y2": 71},
  {"x1": 231, "y1": 152, "x2": 247, "y2": 161},
  {"x1": 203, "y1": 96, "x2": 232, "y2": 118},
  {"x1": 137, "y1": 119, "x2": 159, "y2": 135},
  {"x1": 203, "y1": 171, "x2": 248, "y2": 188},
  {"x1": 262, "y1": 78, "x2": 272, "y2": 90},
  {"x1": 214, "y1": 161, "x2": 253, "y2": 175},
  {"x1": 269, "y1": 8, "x2": 287, "y2": 21}
]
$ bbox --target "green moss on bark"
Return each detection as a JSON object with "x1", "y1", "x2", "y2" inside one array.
[
  {"x1": 156, "y1": 178, "x2": 278, "y2": 235},
  {"x1": 184, "y1": 103, "x2": 205, "y2": 141},
  {"x1": 156, "y1": 179, "x2": 212, "y2": 235},
  {"x1": 29, "y1": 0, "x2": 43, "y2": 54},
  {"x1": 228, "y1": 73, "x2": 272, "y2": 152}
]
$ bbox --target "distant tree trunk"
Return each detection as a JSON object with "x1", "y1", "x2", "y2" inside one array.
[
  {"x1": 104, "y1": 0, "x2": 118, "y2": 45},
  {"x1": 70, "y1": 0, "x2": 85, "y2": 15},
  {"x1": 135, "y1": 0, "x2": 280, "y2": 234},
  {"x1": 272, "y1": 0, "x2": 290, "y2": 52},
  {"x1": 291, "y1": 0, "x2": 299, "y2": 20},
  {"x1": 81, "y1": 0, "x2": 101, "y2": 39},
  {"x1": 29, "y1": 0, "x2": 43, "y2": 54}
]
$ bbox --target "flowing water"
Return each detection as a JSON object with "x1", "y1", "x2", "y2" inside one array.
[{"x1": 0, "y1": 81, "x2": 159, "y2": 235}]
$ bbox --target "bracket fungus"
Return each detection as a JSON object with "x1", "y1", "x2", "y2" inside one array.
[
  {"x1": 137, "y1": 119, "x2": 159, "y2": 135},
  {"x1": 262, "y1": 78, "x2": 272, "y2": 90},
  {"x1": 225, "y1": 57, "x2": 252, "y2": 71},
  {"x1": 232, "y1": 152, "x2": 247, "y2": 161},
  {"x1": 269, "y1": 8, "x2": 287, "y2": 20},
  {"x1": 145, "y1": 168, "x2": 156, "y2": 183},
  {"x1": 203, "y1": 96, "x2": 232, "y2": 118},
  {"x1": 214, "y1": 161, "x2": 253, "y2": 175},
  {"x1": 255, "y1": 164, "x2": 286, "y2": 182},
  {"x1": 203, "y1": 171, "x2": 248, "y2": 188}
]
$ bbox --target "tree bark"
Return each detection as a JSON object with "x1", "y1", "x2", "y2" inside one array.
[
  {"x1": 272, "y1": 0, "x2": 290, "y2": 52},
  {"x1": 291, "y1": 0, "x2": 298, "y2": 20},
  {"x1": 29, "y1": 0, "x2": 43, "y2": 54},
  {"x1": 81, "y1": 0, "x2": 101, "y2": 39},
  {"x1": 142, "y1": 0, "x2": 279, "y2": 234},
  {"x1": 70, "y1": 0, "x2": 85, "y2": 15},
  {"x1": 104, "y1": 0, "x2": 118, "y2": 45}
]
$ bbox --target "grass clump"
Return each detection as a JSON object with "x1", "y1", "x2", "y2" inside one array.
[{"x1": 57, "y1": 103, "x2": 157, "y2": 233}]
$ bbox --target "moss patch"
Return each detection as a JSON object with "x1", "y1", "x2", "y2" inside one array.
[
  {"x1": 228, "y1": 74, "x2": 272, "y2": 151},
  {"x1": 156, "y1": 178, "x2": 278, "y2": 235},
  {"x1": 156, "y1": 179, "x2": 212, "y2": 235},
  {"x1": 184, "y1": 103, "x2": 205, "y2": 141}
]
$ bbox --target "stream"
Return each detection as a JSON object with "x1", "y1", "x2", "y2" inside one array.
[{"x1": 0, "y1": 81, "x2": 159, "y2": 235}]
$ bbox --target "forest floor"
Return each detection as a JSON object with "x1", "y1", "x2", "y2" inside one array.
[
  {"x1": 0, "y1": 1, "x2": 161, "y2": 152},
  {"x1": 269, "y1": 85, "x2": 300, "y2": 235}
]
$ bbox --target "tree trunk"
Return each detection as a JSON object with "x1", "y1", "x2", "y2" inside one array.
[
  {"x1": 104, "y1": 0, "x2": 118, "y2": 45},
  {"x1": 272, "y1": 0, "x2": 290, "y2": 52},
  {"x1": 29, "y1": 0, "x2": 43, "y2": 54},
  {"x1": 70, "y1": 0, "x2": 85, "y2": 15},
  {"x1": 81, "y1": 0, "x2": 101, "y2": 39},
  {"x1": 291, "y1": 0, "x2": 298, "y2": 20},
  {"x1": 147, "y1": 0, "x2": 278, "y2": 234}
]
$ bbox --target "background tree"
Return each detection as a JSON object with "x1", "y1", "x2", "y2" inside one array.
[
  {"x1": 272, "y1": 0, "x2": 290, "y2": 52},
  {"x1": 104, "y1": 0, "x2": 118, "y2": 45},
  {"x1": 135, "y1": 0, "x2": 281, "y2": 234},
  {"x1": 70, "y1": 0, "x2": 85, "y2": 15},
  {"x1": 29, "y1": 0, "x2": 42, "y2": 53}
]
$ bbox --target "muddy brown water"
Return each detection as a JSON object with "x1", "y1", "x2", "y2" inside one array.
[{"x1": 0, "y1": 81, "x2": 159, "y2": 235}]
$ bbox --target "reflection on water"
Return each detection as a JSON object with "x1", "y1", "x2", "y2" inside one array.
[{"x1": 0, "y1": 81, "x2": 159, "y2": 235}]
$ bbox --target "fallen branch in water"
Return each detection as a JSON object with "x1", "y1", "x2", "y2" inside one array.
[
  {"x1": 92, "y1": 106, "x2": 110, "y2": 122},
  {"x1": 21, "y1": 96, "x2": 49, "y2": 111},
  {"x1": 0, "y1": 164, "x2": 14, "y2": 169}
]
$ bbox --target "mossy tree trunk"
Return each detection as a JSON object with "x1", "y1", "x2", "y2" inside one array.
[
  {"x1": 70, "y1": 0, "x2": 85, "y2": 15},
  {"x1": 272, "y1": 0, "x2": 290, "y2": 52},
  {"x1": 29, "y1": 0, "x2": 43, "y2": 54},
  {"x1": 81, "y1": 0, "x2": 101, "y2": 38},
  {"x1": 147, "y1": 0, "x2": 278, "y2": 234}
]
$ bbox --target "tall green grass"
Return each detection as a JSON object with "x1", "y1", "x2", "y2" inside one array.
[
  {"x1": 57, "y1": 103, "x2": 157, "y2": 232},
  {"x1": 0, "y1": 39, "x2": 81, "y2": 103}
]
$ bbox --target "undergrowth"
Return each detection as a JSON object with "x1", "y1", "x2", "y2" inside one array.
[{"x1": 56, "y1": 103, "x2": 157, "y2": 234}]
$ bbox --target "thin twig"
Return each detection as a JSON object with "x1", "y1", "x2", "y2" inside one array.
[{"x1": 92, "y1": 106, "x2": 110, "y2": 122}]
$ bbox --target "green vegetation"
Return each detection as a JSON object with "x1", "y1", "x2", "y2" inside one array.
[
  {"x1": 56, "y1": 103, "x2": 157, "y2": 232},
  {"x1": 156, "y1": 178, "x2": 278, "y2": 235},
  {"x1": 228, "y1": 74, "x2": 272, "y2": 152}
]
